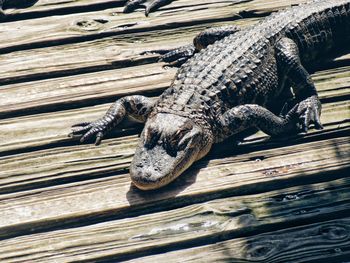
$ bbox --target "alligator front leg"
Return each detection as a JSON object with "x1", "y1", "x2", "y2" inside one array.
[
  {"x1": 123, "y1": 0, "x2": 174, "y2": 16},
  {"x1": 219, "y1": 104, "x2": 299, "y2": 140},
  {"x1": 153, "y1": 25, "x2": 240, "y2": 67},
  {"x1": 275, "y1": 37, "x2": 323, "y2": 132},
  {"x1": 69, "y1": 95, "x2": 156, "y2": 145}
]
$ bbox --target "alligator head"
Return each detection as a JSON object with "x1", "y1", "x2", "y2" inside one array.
[{"x1": 130, "y1": 113, "x2": 213, "y2": 190}]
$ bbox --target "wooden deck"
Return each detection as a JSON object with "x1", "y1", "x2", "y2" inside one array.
[{"x1": 0, "y1": 0, "x2": 349, "y2": 262}]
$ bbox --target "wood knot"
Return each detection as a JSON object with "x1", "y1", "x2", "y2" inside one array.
[
  {"x1": 74, "y1": 18, "x2": 109, "y2": 31},
  {"x1": 319, "y1": 225, "x2": 349, "y2": 241},
  {"x1": 245, "y1": 241, "x2": 275, "y2": 260}
]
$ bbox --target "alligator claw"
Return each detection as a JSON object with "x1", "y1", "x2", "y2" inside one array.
[
  {"x1": 71, "y1": 122, "x2": 92, "y2": 128},
  {"x1": 70, "y1": 120, "x2": 108, "y2": 145},
  {"x1": 80, "y1": 127, "x2": 101, "y2": 143},
  {"x1": 141, "y1": 44, "x2": 195, "y2": 67},
  {"x1": 71, "y1": 124, "x2": 93, "y2": 134},
  {"x1": 296, "y1": 95, "x2": 323, "y2": 133},
  {"x1": 95, "y1": 132, "x2": 104, "y2": 146},
  {"x1": 160, "y1": 44, "x2": 196, "y2": 66},
  {"x1": 123, "y1": 0, "x2": 174, "y2": 16}
]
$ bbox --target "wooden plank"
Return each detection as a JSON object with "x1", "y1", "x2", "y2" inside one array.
[
  {"x1": 0, "y1": 0, "x2": 306, "y2": 54},
  {"x1": 0, "y1": 52, "x2": 348, "y2": 118},
  {"x1": 127, "y1": 218, "x2": 350, "y2": 263},
  {"x1": 0, "y1": 17, "x2": 348, "y2": 88},
  {"x1": 0, "y1": 18, "x2": 258, "y2": 86},
  {"x1": 2, "y1": 0, "x2": 303, "y2": 17},
  {"x1": 0, "y1": 176, "x2": 349, "y2": 262},
  {"x1": 3, "y1": 0, "x2": 124, "y2": 17},
  {"x1": 0, "y1": 63, "x2": 176, "y2": 118}
]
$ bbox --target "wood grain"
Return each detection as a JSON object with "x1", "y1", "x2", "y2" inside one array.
[
  {"x1": 0, "y1": 0, "x2": 349, "y2": 262},
  {"x1": 127, "y1": 218, "x2": 350, "y2": 263},
  {"x1": 1, "y1": 177, "x2": 349, "y2": 262},
  {"x1": 0, "y1": 131, "x2": 348, "y2": 239},
  {"x1": 0, "y1": 53, "x2": 348, "y2": 118},
  {"x1": 0, "y1": 0, "x2": 307, "y2": 54}
]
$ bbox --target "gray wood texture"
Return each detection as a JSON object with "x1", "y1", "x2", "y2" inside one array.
[{"x1": 0, "y1": 0, "x2": 349, "y2": 262}]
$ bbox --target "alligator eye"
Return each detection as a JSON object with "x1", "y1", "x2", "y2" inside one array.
[
  {"x1": 144, "y1": 128, "x2": 160, "y2": 149},
  {"x1": 178, "y1": 134, "x2": 192, "y2": 150},
  {"x1": 164, "y1": 130, "x2": 185, "y2": 156},
  {"x1": 172, "y1": 128, "x2": 189, "y2": 145}
]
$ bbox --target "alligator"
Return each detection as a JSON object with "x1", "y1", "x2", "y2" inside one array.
[{"x1": 70, "y1": 0, "x2": 350, "y2": 190}]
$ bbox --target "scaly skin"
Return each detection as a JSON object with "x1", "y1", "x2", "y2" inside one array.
[
  {"x1": 159, "y1": 26, "x2": 241, "y2": 66},
  {"x1": 71, "y1": 0, "x2": 350, "y2": 190}
]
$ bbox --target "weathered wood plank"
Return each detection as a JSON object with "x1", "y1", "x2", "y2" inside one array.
[
  {"x1": 0, "y1": 0, "x2": 306, "y2": 54},
  {"x1": 0, "y1": 18, "x2": 258, "y2": 86},
  {"x1": 0, "y1": 52, "x2": 348, "y2": 118},
  {"x1": 2, "y1": 0, "x2": 304, "y2": 18},
  {"x1": 127, "y1": 218, "x2": 350, "y2": 263},
  {"x1": 0, "y1": 63, "x2": 175, "y2": 118},
  {"x1": 1, "y1": 176, "x2": 349, "y2": 262},
  {"x1": 3, "y1": 0, "x2": 124, "y2": 17},
  {"x1": 0, "y1": 1, "x2": 347, "y2": 263},
  {"x1": 3, "y1": 2, "x2": 348, "y2": 91}
]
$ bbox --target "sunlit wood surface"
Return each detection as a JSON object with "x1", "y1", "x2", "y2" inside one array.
[{"x1": 0, "y1": 0, "x2": 349, "y2": 262}]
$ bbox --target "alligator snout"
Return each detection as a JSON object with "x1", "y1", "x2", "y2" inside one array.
[{"x1": 130, "y1": 143, "x2": 176, "y2": 190}]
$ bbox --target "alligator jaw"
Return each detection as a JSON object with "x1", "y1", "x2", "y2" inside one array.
[{"x1": 129, "y1": 113, "x2": 212, "y2": 190}]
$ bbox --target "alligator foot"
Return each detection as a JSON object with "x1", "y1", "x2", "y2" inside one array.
[
  {"x1": 123, "y1": 0, "x2": 174, "y2": 16},
  {"x1": 220, "y1": 104, "x2": 299, "y2": 139},
  {"x1": 141, "y1": 44, "x2": 195, "y2": 67},
  {"x1": 275, "y1": 37, "x2": 323, "y2": 133},
  {"x1": 296, "y1": 95, "x2": 323, "y2": 133},
  {"x1": 69, "y1": 95, "x2": 155, "y2": 145},
  {"x1": 147, "y1": 26, "x2": 240, "y2": 67},
  {"x1": 146, "y1": 44, "x2": 196, "y2": 67}
]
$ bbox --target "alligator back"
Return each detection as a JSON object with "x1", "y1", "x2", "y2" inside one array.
[{"x1": 154, "y1": 0, "x2": 350, "y2": 130}]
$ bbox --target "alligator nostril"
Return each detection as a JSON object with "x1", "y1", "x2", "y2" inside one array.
[{"x1": 143, "y1": 170, "x2": 152, "y2": 178}]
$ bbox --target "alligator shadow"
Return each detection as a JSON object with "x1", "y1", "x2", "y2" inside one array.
[
  {"x1": 124, "y1": 133, "x2": 301, "y2": 211},
  {"x1": 125, "y1": 136, "x2": 259, "y2": 210},
  {"x1": 126, "y1": 161, "x2": 203, "y2": 210}
]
